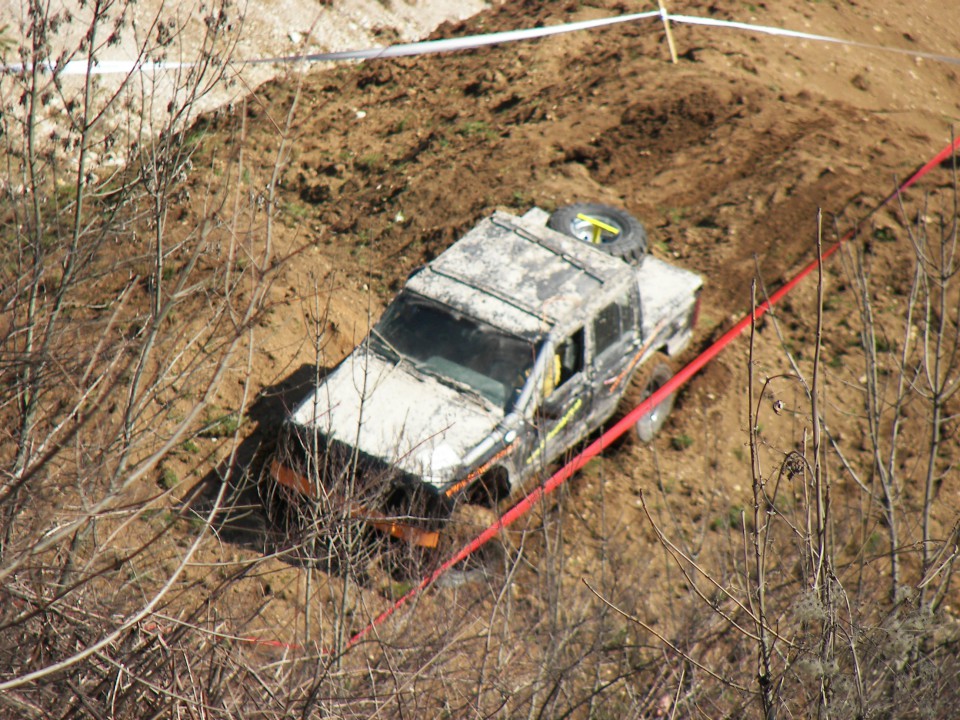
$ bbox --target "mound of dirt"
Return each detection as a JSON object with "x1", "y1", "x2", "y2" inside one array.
[
  {"x1": 198, "y1": 0, "x2": 960, "y2": 411},
  {"x1": 58, "y1": 0, "x2": 960, "y2": 714}
]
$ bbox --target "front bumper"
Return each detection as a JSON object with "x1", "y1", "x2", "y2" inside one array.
[{"x1": 269, "y1": 457, "x2": 442, "y2": 548}]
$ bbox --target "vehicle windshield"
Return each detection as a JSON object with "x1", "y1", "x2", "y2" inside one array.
[{"x1": 371, "y1": 293, "x2": 539, "y2": 411}]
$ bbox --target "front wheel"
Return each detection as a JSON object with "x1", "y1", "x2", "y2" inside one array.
[{"x1": 616, "y1": 355, "x2": 676, "y2": 443}]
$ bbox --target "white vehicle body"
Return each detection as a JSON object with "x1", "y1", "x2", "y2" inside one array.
[{"x1": 268, "y1": 206, "x2": 703, "y2": 544}]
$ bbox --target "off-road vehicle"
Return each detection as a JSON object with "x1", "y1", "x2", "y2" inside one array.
[{"x1": 263, "y1": 203, "x2": 703, "y2": 548}]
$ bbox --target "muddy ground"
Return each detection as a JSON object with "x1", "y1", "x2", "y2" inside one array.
[{"x1": 29, "y1": 0, "x2": 960, "y2": 715}]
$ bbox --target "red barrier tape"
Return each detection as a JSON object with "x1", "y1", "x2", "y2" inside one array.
[
  {"x1": 340, "y1": 135, "x2": 960, "y2": 652},
  {"x1": 239, "y1": 635, "x2": 302, "y2": 650}
]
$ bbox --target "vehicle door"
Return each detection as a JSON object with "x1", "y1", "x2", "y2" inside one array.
[
  {"x1": 591, "y1": 288, "x2": 640, "y2": 421},
  {"x1": 523, "y1": 327, "x2": 592, "y2": 474}
]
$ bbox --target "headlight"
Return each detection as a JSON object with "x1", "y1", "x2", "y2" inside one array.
[{"x1": 417, "y1": 443, "x2": 462, "y2": 484}]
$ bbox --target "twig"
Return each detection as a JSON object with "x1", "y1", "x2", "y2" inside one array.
[{"x1": 581, "y1": 578, "x2": 750, "y2": 693}]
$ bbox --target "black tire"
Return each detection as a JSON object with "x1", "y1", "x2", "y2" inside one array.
[
  {"x1": 616, "y1": 354, "x2": 676, "y2": 443},
  {"x1": 548, "y1": 202, "x2": 648, "y2": 264},
  {"x1": 259, "y1": 478, "x2": 317, "y2": 563},
  {"x1": 258, "y1": 458, "x2": 349, "y2": 564},
  {"x1": 466, "y1": 466, "x2": 511, "y2": 508},
  {"x1": 258, "y1": 464, "x2": 291, "y2": 535}
]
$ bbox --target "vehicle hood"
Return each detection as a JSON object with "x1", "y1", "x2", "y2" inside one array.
[{"x1": 289, "y1": 349, "x2": 500, "y2": 487}]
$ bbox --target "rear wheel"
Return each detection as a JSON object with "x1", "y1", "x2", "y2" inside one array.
[{"x1": 615, "y1": 354, "x2": 676, "y2": 443}]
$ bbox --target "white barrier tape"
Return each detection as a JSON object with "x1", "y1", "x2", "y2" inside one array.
[
  {"x1": 1, "y1": 58, "x2": 190, "y2": 77},
  {"x1": 3, "y1": 10, "x2": 959, "y2": 77},
  {"x1": 669, "y1": 14, "x2": 960, "y2": 67},
  {"x1": 248, "y1": 10, "x2": 661, "y2": 65},
  {"x1": 0, "y1": 11, "x2": 660, "y2": 77}
]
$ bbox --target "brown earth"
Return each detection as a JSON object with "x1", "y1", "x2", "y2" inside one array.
[{"x1": 134, "y1": 0, "x2": 960, "y2": 714}]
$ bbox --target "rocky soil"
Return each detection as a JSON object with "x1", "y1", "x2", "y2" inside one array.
[{"x1": 8, "y1": 0, "x2": 960, "y2": 715}]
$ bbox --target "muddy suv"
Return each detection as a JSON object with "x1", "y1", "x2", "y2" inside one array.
[{"x1": 263, "y1": 204, "x2": 703, "y2": 548}]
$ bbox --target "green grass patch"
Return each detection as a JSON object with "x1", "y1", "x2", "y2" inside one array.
[
  {"x1": 198, "y1": 412, "x2": 245, "y2": 438},
  {"x1": 283, "y1": 201, "x2": 308, "y2": 220},
  {"x1": 158, "y1": 466, "x2": 179, "y2": 490},
  {"x1": 873, "y1": 226, "x2": 897, "y2": 243},
  {"x1": 456, "y1": 120, "x2": 497, "y2": 140},
  {"x1": 710, "y1": 505, "x2": 745, "y2": 532},
  {"x1": 510, "y1": 190, "x2": 529, "y2": 208},
  {"x1": 356, "y1": 152, "x2": 384, "y2": 171},
  {"x1": 874, "y1": 336, "x2": 894, "y2": 353}
]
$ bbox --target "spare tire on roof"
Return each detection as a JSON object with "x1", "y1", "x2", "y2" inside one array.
[{"x1": 547, "y1": 202, "x2": 648, "y2": 265}]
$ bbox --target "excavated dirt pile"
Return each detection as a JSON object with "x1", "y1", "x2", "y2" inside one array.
[
  {"x1": 175, "y1": 0, "x2": 960, "y2": 715},
  {"x1": 6, "y1": 0, "x2": 960, "y2": 716}
]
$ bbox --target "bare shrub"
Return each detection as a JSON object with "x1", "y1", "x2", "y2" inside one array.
[
  {"x1": 585, "y1": 178, "x2": 960, "y2": 719},
  {"x1": 0, "y1": 0, "x2": 282, "y2": 714},
  {"x1": 5, "y1": 3, "x2": 959, "y2": 716}
]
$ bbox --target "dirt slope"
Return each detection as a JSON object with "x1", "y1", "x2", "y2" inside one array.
[
  {"x1": 197, "y1": 0, "x2": 960, "y2": 474},
  {"x1": 171, "y1": 0, "x2": 960, "y2": 713},
  {"x1": 216, "y1": 0, "x2": 958, "y2": 318}
]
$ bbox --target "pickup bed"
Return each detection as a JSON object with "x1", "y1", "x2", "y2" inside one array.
[{"x1": 263, "y1": 204, "x2": 703, "y2": 548}]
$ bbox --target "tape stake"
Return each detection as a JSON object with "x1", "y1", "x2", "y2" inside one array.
[{"x1": 658, "y1": 0, "x2": 680, "y2": 64}]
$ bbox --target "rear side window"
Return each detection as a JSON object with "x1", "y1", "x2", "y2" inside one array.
[
  {"x1": 594, "y1": 303, "x2": 621, "y2": 355},
  {"x1": 594, "y1": 295, "x2": 636, "y2": 356}
]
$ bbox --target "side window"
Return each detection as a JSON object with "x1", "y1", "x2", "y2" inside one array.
[
  {"x1": 595, "y1": 294, "x2": 636, "y2": 356},
  {"x1": 594, "y1": 303, "x2": 621, "y2": 356},
  {"x1": 544, "y1": 328, "x2": 584, "y2": 396}
]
